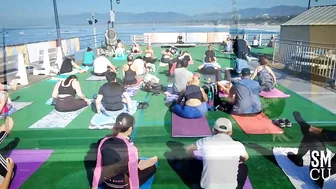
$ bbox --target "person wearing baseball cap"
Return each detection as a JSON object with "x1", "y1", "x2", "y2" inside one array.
[
  {"x1": 185, "y1": 118, "x2": 249, "y2": 189},
  {"x1": 225, "y1": 67, "x2": 262, "y2": 115}
]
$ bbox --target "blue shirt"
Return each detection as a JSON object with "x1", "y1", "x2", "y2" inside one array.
[
  {"x1": 234, "y1": 59, "x2": 247, "y2": 74},
  {"x1": 83, "y1": 51, "x2": 96, "y2": 64},
  {"x1": 230, "y1": 78, "x2": 262, "y2": 114}
]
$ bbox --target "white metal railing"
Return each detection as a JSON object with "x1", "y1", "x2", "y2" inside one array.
[
  {"x1": 131, "y1": 34, "x2": 151, "y2": 45},
  {"x1": 273, "y1": 40, "x2": 336, "y2": 80}
]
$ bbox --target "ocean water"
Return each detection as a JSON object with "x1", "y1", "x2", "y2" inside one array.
[{"x1": 1, "y1": 24, "x2": 279, "y2": 48}]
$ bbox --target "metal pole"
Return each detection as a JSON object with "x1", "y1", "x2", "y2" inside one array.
[
  {"x1": 53, "y1": 0, "x2": 61, "y2": 47},
  {"x1": 308, "y1": 0, "x2": 311, "y2": 9},
  {"x1": 92, "y1": 14, "x2": 97, "y2": 48},
  {"x1": 110, "y1": 0, "x2": 114, "y2": 28},
  {"x1": 2, "y1": 28, "x2": 7, "y2": 85}
]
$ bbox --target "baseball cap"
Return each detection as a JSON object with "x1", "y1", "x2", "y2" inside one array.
[
  {"x1": 241, "y1": 68, "x2": 251, "y2": 77},
  {"x1": 213, "y1": 118, "x2": 232, "y2": 132}
]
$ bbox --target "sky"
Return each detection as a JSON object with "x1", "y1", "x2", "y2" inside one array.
[{"x1": 0, "y1": 0, "x2": 335, "y2": 19}]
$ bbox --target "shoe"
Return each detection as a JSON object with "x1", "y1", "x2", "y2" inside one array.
[
  {"x1": 284, "y1": 119, "x2": 292, "y2": 127},
  {"x1": 287, "y1": 152, "x2": 303, "y2": 167},
  {"x1": 272, "y1": 119, "x2": 285, "y2": 128}
]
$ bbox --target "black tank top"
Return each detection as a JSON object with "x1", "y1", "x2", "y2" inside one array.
[
  {"x1": 184, "y1": 85, "x2": 203, "y2": 101},
  {"x1": 124, "y1": 64, "x2": 136, "y2": 81},
  {"x1": 58, "y1": 80, "x2": 76, "y2": 97},
  {"x1": 59, "y1": 58, "x2": 73, "y2": 74}
]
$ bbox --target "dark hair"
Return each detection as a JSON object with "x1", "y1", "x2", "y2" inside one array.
[
  {"x1": 259, "y1": 56, "x2": 268, "y2": 65},
  {"x1": 165, "y1": 49, "x2": 170, "y2": 53},
  {"x1": 87, "y1": 47, "x2": 92, "y2": 52},
  {"x1": 117, "y1": 39, "x2": 121, "y2": 43},
  {"x1": 112, "y1": 113, "x2": 135, "y2": 136},
  {"x1": 135, "y1": 56, "x2": 143, "y2": 60},
  {"x1": 181, "y1": 60, "x2": 189, "y2": 68},
  {"x1": 105, "y1": 71, "x2": 117, "y2": 82},
  {"x1": 127, "y1": 55, "x2": 134, "y2": 62},
  {"x1": 64, "y1": 75, "x2": 77, "y2": 85}
]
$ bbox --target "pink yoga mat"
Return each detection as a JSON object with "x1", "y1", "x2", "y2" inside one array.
[
  {"x1": 172, "y1": 113, "x2": 212, "y2": 137},
  {"x1": 232, "y1": 113, "x2": 284, "y2": 134},
  {"x1": 193, "y1": 150, "x2": 253, "y2": 189},
  {"x1": 7, "y1": 149, "x2": 53, "y2": 189},
  {"x1": 259, "y1": 88, "x2": 290, "y2": 98}
]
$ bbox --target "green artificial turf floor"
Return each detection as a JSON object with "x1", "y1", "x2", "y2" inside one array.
[{"x1": 2, "y1": 46, "x2": 336, "y2": 189}]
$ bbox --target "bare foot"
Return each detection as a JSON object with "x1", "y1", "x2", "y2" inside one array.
[
  {"x1": 309, "y1": 126, "x2": 323, "y2": 135},
  {"x1": 10, "y1": 79, "x2": 18, "y2": 91},
  {"x1": 4, "y1": 116, "x2": 14, "y2": 134}
]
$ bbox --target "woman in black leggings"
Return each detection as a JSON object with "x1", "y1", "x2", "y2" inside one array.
[
  {"x1": 51, "y1": 75, "x2": 91, "y2": 112},
  {"x1": 288, "y1": 111, "x2": 336, "y2": 188}
]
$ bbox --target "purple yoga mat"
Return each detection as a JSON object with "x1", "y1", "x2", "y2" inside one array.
[
  {"x1": 7, "y1": 149, "x2": 54, "y2": 189},
  {"x1": 172, "y1": 113, "x2": 212, "y2": 137},
  {"x1": 193, "y1": 150, "x2": 253, "y2": 189}
]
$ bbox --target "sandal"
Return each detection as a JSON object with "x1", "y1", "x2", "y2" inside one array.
[
  {"x1": 272, "y1": 119, "x2": 286, "y2": 128},
  {"x1": 284, "y1": 118, "x2": 292, "y2": 127}
]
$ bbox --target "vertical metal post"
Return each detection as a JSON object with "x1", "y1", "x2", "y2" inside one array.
[
  {"x1": 92, "y1": 14, "x2": 98, "y2": 48},
  {"x1": 2, "y1": 28, "x2": 7, "y2": 85},
  {"x1": 53, "y1": 0, "x2": 61, "y2": 47},
  {"x1": 110, "y1": 0, "x2": 114, "y2": 28},
  {"x1": 308, "y1": 0, "x2": 312, "y2": 9}
]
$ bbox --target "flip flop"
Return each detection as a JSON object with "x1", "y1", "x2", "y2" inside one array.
[
  {"x1": 272, "y1": 119, "x2": 286, "y2": 128},
  {"x1": 284, "y1": 118, "x2": 292, "y2": 127}
]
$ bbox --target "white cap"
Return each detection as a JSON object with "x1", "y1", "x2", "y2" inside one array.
[{"x1": 213, "y1": 118, "x2": 232, "y2": 132}]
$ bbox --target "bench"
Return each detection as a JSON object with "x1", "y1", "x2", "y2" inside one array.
[{"x1": 0, "y1": 54, "x2": 20, "y2": 78}]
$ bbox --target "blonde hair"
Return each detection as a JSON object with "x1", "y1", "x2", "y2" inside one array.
[
  {"x1": 146, "y1": 46, "x2": 152, "y2": 51},
  {"x1": 188, "y1": 74, "x2": 200, "y2": 86}
]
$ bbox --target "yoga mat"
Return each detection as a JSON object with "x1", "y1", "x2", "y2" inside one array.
[
  {"x1": 172, "y1": 113, "x2": 212, "y2": 137},
  {"x1": 125, "y1": 86, "x2": 141, "y2": 97},
  {"x1": 79, "y1": 65, "x2": 93, "y2": 71},
  {"x1": 0, "y1": 102, "x2": 33, "y2": 119},
  {"x1": 7, "y1": 149, "x2": 53, "y2": 189},
  {"x1": 114, "y1": 55, "x2": 127, "y2": 60},
  {"x1": 259, "y1": 88, "x2": 290, "y2": 98},
  {"x1": 46, "y1": 98, "x2": 55, "y2": 106},
  {"x1": 89, "y1": 101, "x2": 138, "y2": 130},
  {"x1": 273, "y1": 147, "x2": 336, "y2": 189},
  {"x1": 98, "y1": 157, "x2": 158, "y2": 189},
  {"x1": 29, "y1": 105, "x2": 90, "y2": 129},
  {"x1": 219, "y1": 92, "x2": 228, "y2": 98},
  {"x1": 85, "y1": 75, "x2": 106, "y2": 81},
  {"x1": 193, "y1": 150, "x2": 253, "y2": 189},
  {"x1": 47, "y1": 74, "x2": 68, "y2": 83},
  {"x1": 232, "y1": 113, "x2": 284, "y2": 134},
  {"x1": 60, "y1": 69, "x2": 79, "y2": 76}
]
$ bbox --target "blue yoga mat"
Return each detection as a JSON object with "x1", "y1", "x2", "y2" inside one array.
[
  {"x1": 80, "y1": 66, "x2": 93, "y2": 71},
  {"x1": 98, "y1": 157, "x2": 158, "y2": 189},
  {"x1": 47, "y1": 75, "x2": 68, "y2": 83},
  {"x1": 114, "y1": 55, "x2": 127, "y2": 61}
]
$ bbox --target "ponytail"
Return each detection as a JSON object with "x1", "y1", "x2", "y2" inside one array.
[
  {"x1": 112, "y1": 113, "x2": 135, "y2": 136},
  {"x1": 64, "y1": 75, "x2": 78, "y2": 85}
]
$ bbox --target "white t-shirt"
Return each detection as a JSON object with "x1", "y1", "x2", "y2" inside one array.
[
  {"x1": 252, "y1": 40, "x2": 259, "y2": 46},
  {"x1": 93, "y1": 56, "x2": 110, "y2": 74},
  {"x1": 133, "y1": 59, "x2": 145, "y2": 75},
  {"x1": 196, "y1": 134, "x2": 246, "y2": 189}
]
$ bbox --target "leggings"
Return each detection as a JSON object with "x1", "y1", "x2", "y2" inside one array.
[
  {"x1": 104, "y1": 164, "x2": 157, "y2": 189},
  {"x1": 294, "y1": 122, "x2": 336, "y2": 188},
  {"x1": 200, "y1": 67, "x2": 223, "y2": 82},
  {"x1": 172, "y1": 102, "x2": 208, "y2": 119},
  {"x1": 55, "y1": 96, "x2": 87, "y2": 112},
  {"x1": 143, "y1": 57, "x2": 157, "y2": 63}
]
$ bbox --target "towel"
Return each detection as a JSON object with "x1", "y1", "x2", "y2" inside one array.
[{"x1": 89, "y1": 100, "x2": 138, "y2": 130}]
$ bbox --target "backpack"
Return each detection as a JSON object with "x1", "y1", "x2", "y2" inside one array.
[{"x1": 202, "y1": 83, "x2": 220, "y2": 111}]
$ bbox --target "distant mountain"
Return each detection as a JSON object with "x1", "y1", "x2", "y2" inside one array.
[{"x1": 1, "y1": 5, "x2": 307, "y2": 27}]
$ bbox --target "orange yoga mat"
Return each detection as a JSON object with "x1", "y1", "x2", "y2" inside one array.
[{"x1": 232, "y1": 113, "x2": 284, "y2": 134}]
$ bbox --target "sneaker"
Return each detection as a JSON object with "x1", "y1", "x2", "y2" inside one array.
[
  {"x1": 272, "y1": 119, "x2": 285, "y2": 128},
  {"x1": 287, "y1": 152, "x2": 303, "y2": 167},
  {"x1": 284, "y1": 119, "x2": 292, "y2": 127}
]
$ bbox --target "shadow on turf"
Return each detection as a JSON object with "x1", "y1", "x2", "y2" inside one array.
[
  {"x1": 243, "y1": 143, "x2": 279, "y2": 167},
  {"x1": 164, "y1": 141, "x2": 203, "y2": 189},
  {"x1": 0, "y1": 137, "x2": 20, "y2": 156},
  {"x1": 84, "y1": 141, "x2": 100, "y2": 187}
]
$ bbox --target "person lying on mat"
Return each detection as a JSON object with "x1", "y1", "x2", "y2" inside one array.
[
  {"x1": 131, "y1": 40, "x2": 142, "y2": 53},
  {"x1": 0, "y1": 117, "x2": 15, "y2": 189},
  {"x1": 91, "y1": 113, "x2": 158, "y2": 189},
  {"x1": 51, "y1": 75, "x2": 91, "y2": 112},
  {"x1": 143, "y1": 46, "x2": 157, "y2": 63},
  {"x1": 83, "y1": 47, "x2": 96, "y2": 66},
  {"x1": 95, "y1": 72, "x2": 132, "y2": 114},
  {"x1": 172, "y1": 60, "x2": 193, "y2": 94},
  {"x1": 226, "y1": 68, "x2": 262, "y2": 115},
  {"x1": 59, "y1": 57, "x2": 88, "y2": 75},
  {"x1": 93, "y1": 53, "x2": 117, "y2": 76},
  {"x1": 171, "y1": 74, "x2": 208, "y2": 119},
  {"x1": 198, "y1": 60, "x2": 222, "y2": 82},
  {"x1": 185, "y1": 118, "x2": 249, "y2": 189},
  {"x1": 287, "y1": 111, "x2": 336, "y2": 188},
  {"x1": 250, "y1": 56, "x2": 277, "y2": 92},
  {"x1": 217, "y1": 80, "x2": 232, "y2": 95},
  {"x1": 122, "y1": 55, "x2": 140, "y2": 86}
]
